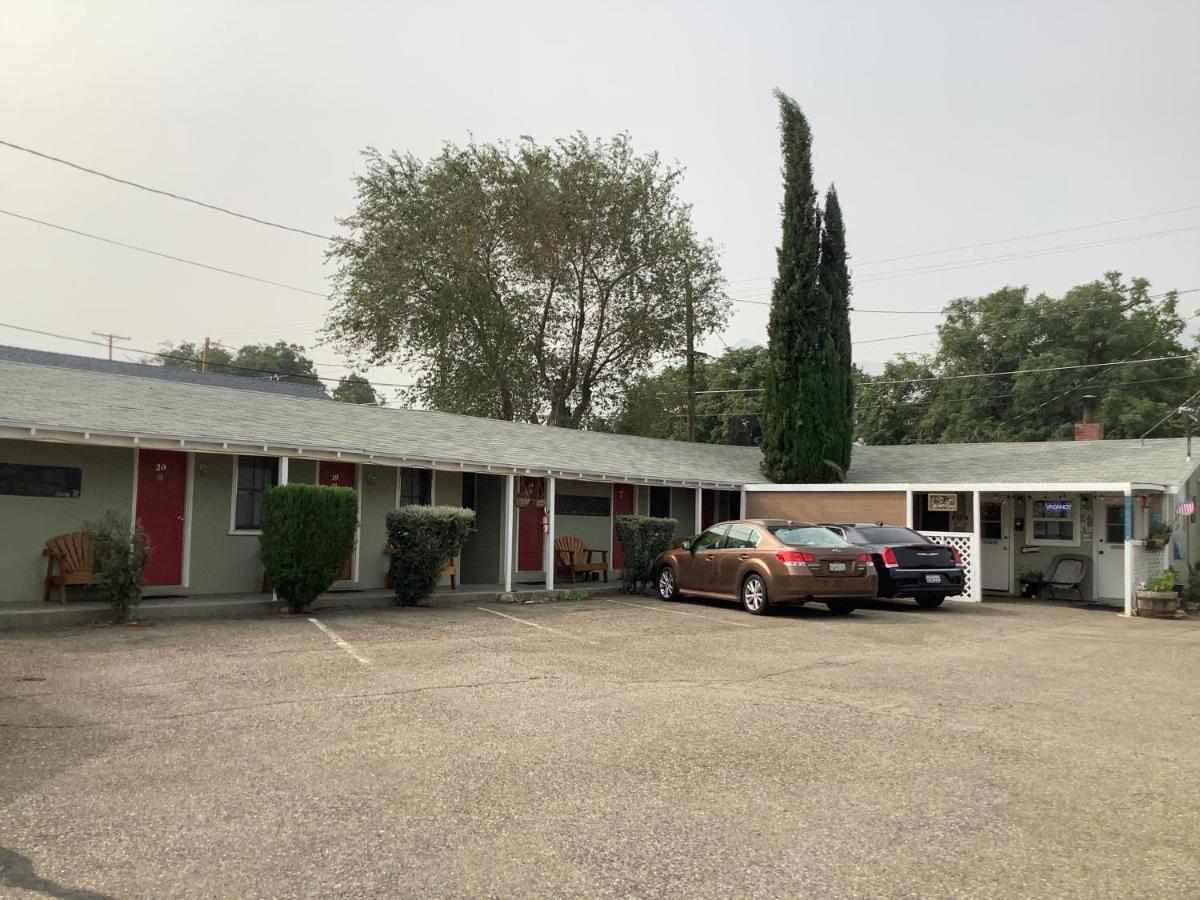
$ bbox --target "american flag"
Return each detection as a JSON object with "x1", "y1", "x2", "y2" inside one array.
[{"x1": 1178, "y1": 500, "x2": 1196, "y2": 517}]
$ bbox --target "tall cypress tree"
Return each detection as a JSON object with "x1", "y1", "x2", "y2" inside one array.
[
  {"x1": 819, "y1": 185, "x2": 853, "y2": 477},
  {"x1": 760, "y1": 91, "x2": 834, "y2": 482}
]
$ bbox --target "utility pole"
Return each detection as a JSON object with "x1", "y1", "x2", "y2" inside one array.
[
  {"x1": 91, "y1": 331, "x2": 130, "y2": 361},
  {"x1": 201, "y1": 337, "x2": 211, "y2": 373},
  {"x1": 685, "y1": 277, "x2": 697, "y2": 442}
]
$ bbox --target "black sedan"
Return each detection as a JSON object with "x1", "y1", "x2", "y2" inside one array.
[{"x1": 820, "y1": 523, "x2": 965, "y2": 608}]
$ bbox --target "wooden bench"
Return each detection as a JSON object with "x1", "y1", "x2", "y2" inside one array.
[
  {"x1": 43, "y1": 532, "x2": 97, "y2": 604},
  {"x1": 554, "y1": 536, "x2": 608, "y2": 584}
]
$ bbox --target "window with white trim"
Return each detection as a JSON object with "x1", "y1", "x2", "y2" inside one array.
[
  {"x1": 1028, "y1": 496, "x2": 1078, "y2": 545},
  {"x1": 233, "y1": 456, "x2": 279, "y2": 531}
]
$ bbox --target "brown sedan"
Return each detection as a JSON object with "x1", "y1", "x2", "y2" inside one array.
[{"x1": 653, "y1": 519, "x2": 878, "y2": 616}]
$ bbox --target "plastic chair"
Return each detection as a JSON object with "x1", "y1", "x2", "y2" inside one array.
[{"x1": 1043, "y1": 554, "x2": 1090, "y2": 602}]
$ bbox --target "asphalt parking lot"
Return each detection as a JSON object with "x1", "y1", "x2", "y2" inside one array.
[{"x1": 2, "y1": 595, "x2": 1199, "y2": 899}]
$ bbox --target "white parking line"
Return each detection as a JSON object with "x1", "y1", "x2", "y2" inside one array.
[
  {"x1": 476, "y1": 607, "x2": 599, "y2": 644},
  {"x1": 308, "y1": 617, "x2": 372, "y2": 666},
  {"x1": 603, "y1": 597, "x2": 756, "y2": 628}
]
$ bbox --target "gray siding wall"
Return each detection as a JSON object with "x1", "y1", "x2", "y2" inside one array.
[
  {"x1": 0, "y1": 439, "x2": 135, "y2": 604},
  {"x1": 187, "y1": 453, "x2": 264, "y2": 595},
  {"x1": 671, "y1": 487, "x2": 697, "y2": 539}
]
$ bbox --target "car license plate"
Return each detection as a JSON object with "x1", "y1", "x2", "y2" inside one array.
[
  {"x1": 925, "y1": 574, "x2": 943, "y2": 583},
  {"x1": 828, "y1": 562, "x2": 847, "y2": 573}
]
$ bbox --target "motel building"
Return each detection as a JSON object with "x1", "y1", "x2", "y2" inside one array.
[{"x1": 2, "y1": 345, "x2": 1199, "y2": 617}]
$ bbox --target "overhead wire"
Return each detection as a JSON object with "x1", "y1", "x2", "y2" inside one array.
[{"x1": 0, "y1": 138, "x2": 339, "y2": 242}]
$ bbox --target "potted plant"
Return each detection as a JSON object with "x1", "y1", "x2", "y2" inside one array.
[
  {"x1": 1145, "y1": 522, "x2": 1172, "y2": 551},
  {"x1": 1018, "y1": 570, "x2": 1042, "y2": 599},
  {"x1": 1135, "y1": 570, "x2": 1180, "y2": 618},
  {"x1": 1183, "y1": 564, "x2": 1200, "y2": 615}
]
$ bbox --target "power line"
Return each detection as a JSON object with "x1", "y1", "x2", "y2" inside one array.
[
  {"x1": 0, "y1": 321, "x2": 417, "y2": 388},
  {"x1": 0, "y1": 208, "x2": 330, "y2": 298},
  {"x1": 0, "y1": 138, "x2": 338, "y2": 242},
  {"x1": 694, "y1": 354, "x2": 1197, "y2": 394},
  {"x1": 721, "y1": 200, "x2": 1200, "y2": 286}
]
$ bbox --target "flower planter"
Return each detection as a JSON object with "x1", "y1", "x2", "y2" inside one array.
[
  {"x1": 1018, "y1": 579, "x2": 1041, "y2": 599},
  {"x1": 514, "y1": 497, "x2": 530, "y2": 508},
  {"x1": 1144, "y1": 539, "x2": 1165, "y2": 552},
  {"x1": 1135, "y1": 590, "x2": 1180, "y2": 619}
]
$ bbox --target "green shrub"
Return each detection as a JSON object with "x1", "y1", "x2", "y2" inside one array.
[
  {"x1": 386, "y1": 505, "x2": 476, "y2": 606},
  {"x1": 614, "y1": 515, "x2": 678, "y2": 594},
  {"x1": 1146, "y1": 569, "x2": 1177, "y2": 593},
  {"x1": 260, "y1": 484, "x2": 358, "y2": 613},
  {"x1": 86, "y1": 511, "x2": 152, "y2": 624}
]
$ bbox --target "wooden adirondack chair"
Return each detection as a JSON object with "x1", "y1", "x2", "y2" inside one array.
[
  {"x1": 554, "y1": 536, "x2": 608, "y2": 584},
  {"x1": 43, "y1": 532, "x2": 98, "y2": 604}
]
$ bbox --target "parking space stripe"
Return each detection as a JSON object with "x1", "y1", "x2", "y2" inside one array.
[
  {"x1": 308, "y1": 617, "x2": 372, "y2": 666},
  {"x1": 603, "y1": 597, "x2": 756, "y2": 628},
  {"x1": 476, "y1": 607, "x2": 599, "y2": 644}
]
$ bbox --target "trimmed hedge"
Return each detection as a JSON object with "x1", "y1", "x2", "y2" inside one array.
[
  {"x1": 386, "y1": 505, "x2": 476, "y2": 606},
  {"x1": 614, "y1": 515, "x2": 678, "y2": 594},
  {"x1": 260, "y1": 484, "x2": 358, "y2": 613}
]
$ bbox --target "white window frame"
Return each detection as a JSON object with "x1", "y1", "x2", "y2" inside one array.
[
  {"x1": 1026, "y1": 494, "x2": 1080, "y2": 547},
  {"x1": 229, "y1": 455, "x2": 278, "y2": 535}
]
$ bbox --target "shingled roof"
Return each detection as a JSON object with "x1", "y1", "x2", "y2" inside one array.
[
  {"x1": 0, "y1": 346, "x2": 329, "y2": 399},
  {"x1": 0, "y1": 357, "x2": 763, "y2": 487}
]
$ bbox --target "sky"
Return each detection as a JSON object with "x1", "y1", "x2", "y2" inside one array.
[{"x1": 2, "y1": 0, "x2": 1199, "y2": 401}]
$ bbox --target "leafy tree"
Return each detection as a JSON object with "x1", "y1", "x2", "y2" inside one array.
[
  {"x1": 760, "y1": 91, "x2": 849, "y2": 482},
  {"x1": 156, "y1": 339, "x2": 325, "y2": 391},
  {"x1": 326, "y1": 134, "x2": 727, "y2": 427},
  {"x1": 332, "y1": 373, "x2": 380, "y2": 405},
  {"x1": 856, "y1": 273, "x2": 1194, "y2": 444},
  {"x1": 611, "y1": 345, "x2": 767, "y2": 446}
]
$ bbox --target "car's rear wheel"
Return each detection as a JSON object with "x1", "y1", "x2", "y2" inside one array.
[
  {"x1": 826, "y1": 600, "x2": 856, "y2": 616},
  {"x1": 741, "y1": 573, "x2": 770, "y2": 615},
  {"x1": 657, "y1": 566, "x2": 678, "y2": 601},
  {"x1": 915, "y1": 595, "x2": 945, "y2": 609}
]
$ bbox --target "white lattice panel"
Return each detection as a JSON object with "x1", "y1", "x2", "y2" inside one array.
[
  {"x1": 923, "y1": 531, "x2": 976, "y2": 601},
  {"x1": 1131, "y1": 541, "x2": 1166, "y2": 591}
]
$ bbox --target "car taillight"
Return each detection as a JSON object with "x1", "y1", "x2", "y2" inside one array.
[
  {"x1": 881, "y1": 547, "x2": 899, "y2": 567},
  {"x1": 776, "y1": 549, "x2": 815, "y2": 564},
  {"x1": 949, "y1": 546, "x2": 963, "y2": 566},
  {"x1": 858, "y1": 553, "x2": 873, "y2": 563}
]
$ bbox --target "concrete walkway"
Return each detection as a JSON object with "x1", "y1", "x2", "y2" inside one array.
[{"x1": 0, "y1": 582, "x2": 616, "y2": 630}]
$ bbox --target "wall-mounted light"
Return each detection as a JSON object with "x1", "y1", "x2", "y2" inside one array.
[
  {"x1": 366, "y1": 472, "x2": 378, "y2": 486},
  {"x1": 196, "y1": 461, "x2": 210, "y2": 476}
]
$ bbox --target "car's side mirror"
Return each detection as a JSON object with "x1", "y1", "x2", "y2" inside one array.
[{"x1": 682, "y1": 539, "x2": 693, "y2": 552}]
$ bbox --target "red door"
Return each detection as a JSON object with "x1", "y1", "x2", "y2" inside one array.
[
  {"x1": 136, "y1": 449, "x2": 188, "y2": 586},
  {"x1": 517, "y1": 478, "x2": 545, "y2": 571},
  {"x1": 611, "y1": 483, "x2": 636, "y2": 569},
  {"x1": 319, "y1": 462, "x2": 357, "y2": 580}
]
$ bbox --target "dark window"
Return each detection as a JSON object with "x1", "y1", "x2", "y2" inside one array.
[
  {"x1": 1104, "y1": 504, "x2": 1125, "y2": 544},
  {"x1": 399, "y1": 467, "x2": 432, "y2": 506},
  {"x1": 856, "y1": 526, "x2": 926, "y2": 545},
  {"x1": 692, "y1": 526, "x2": 728, "y2": 551},
  {"x1": 649, "y1": 486, "x2": 671, "y2": 519},
  {"x1": 235, "y1": 457, "x2": 278, "y2": 530},
  {"x1": 768, "y1": 525, "x2": 850, "y2": 547},
  {"x1": 724, "y1": 523, "x2": 761, "y2": 549},
  {"x1": 461, "y1": 473, "x2": 477, "y2": 511},
  {"x1": 0, "y1": 462, "x2": 82, "y2": 498},
  {"x1": 557, "y1": 494, "x2": 611, "y2": 517}
]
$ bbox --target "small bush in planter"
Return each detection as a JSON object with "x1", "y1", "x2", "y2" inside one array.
[
  {"x1": 386, "y1": 505, "x2": 476, "y2": 606},
  {"x1": 260, "y1": 484, "x2": 358, "y2": 613},
  {"x1": 86, "y1": 511, "x2": 152, "y2": 624},
  {"x1": 614, "y1": 515, "x2": 678, "y2": 594}
]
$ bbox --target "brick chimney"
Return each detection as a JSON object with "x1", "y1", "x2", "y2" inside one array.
[{"x1": 1074, "y1": 394, "x2": 1103, "y2": 441}]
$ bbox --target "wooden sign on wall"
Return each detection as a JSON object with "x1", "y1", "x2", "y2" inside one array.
[{"x1": 927, "y1": 493, "x2": 958, "y2": 512}]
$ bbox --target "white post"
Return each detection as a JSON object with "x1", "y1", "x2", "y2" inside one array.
[
  {"x1": 544, "y1": 476, "x2": 556, "y2": 592},
  {"x1": 1123, "y1": 486, "x2": 1134, "y2": 617},
  {"x1": 905, "y1": 490, "x2": 914, "y2": 528},
  {"x1": 739, "y1": 489, "x2": 747, "y2": 519},
  {"x1": 273, "y1": 456, "x2": 290, "y2": 603},
  {"x1": 503, "y1": 474, "x2": 515, "y2": 593},
  {"x1": 971, "y1": 490, "x2": 983, "y2": 602},
  {"x1": 694, "y1": 487, "x2": 704, "y2": 535}
]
